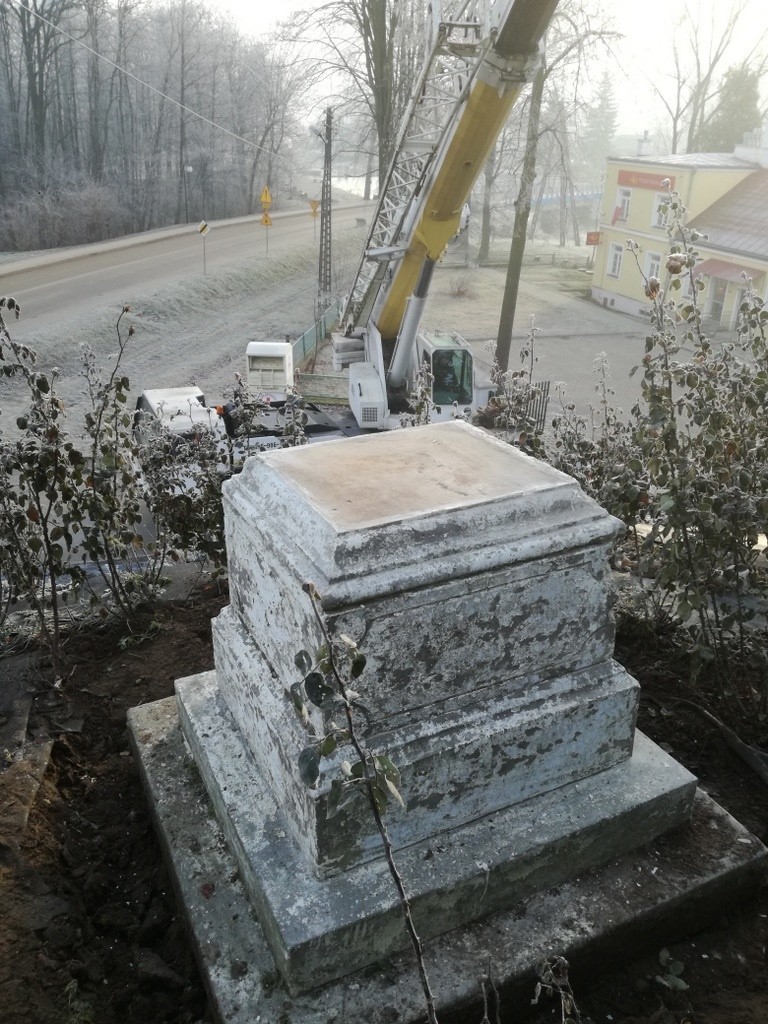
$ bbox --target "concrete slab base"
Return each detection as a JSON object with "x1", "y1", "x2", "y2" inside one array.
[
  {"x1": 129, "y1": 695, "x2": 768, "y2": 1024},
  {"x1": 174, "y1": 670, "x2": 697, "y2": 994}
]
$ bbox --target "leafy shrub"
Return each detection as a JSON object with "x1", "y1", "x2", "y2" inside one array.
[{"x1": 549, "y1": 185, "x2": 768, "y2": 709}]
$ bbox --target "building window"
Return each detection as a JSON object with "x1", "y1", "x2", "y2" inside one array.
[
  {"x1": 612, "y1": 188, "x2": 631, "y2": 224},
  {"x1": 608, "y1": 243, "x2": 623, "y2": 278},
  {"x1": 645, "y1": 251, "x2": 662, "y2": 280},
  {"x1": 652, "y1": 193, "x2": 669, "y2": 229},
  {"x1": 709, "y1": 278, "x2": 728, "y2": 323}
]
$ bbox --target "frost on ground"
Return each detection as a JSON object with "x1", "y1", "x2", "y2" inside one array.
[
  {"x1": 0, "y1": 225, "x2": 361, "y2": 432},
  {"x1": 1, "y1": 227, "x2": 648, "y2": 434}
]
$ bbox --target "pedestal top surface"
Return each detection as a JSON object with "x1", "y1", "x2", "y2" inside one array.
[{"x1": 264, "y1": 421, "x2": 570, "y2": 531}]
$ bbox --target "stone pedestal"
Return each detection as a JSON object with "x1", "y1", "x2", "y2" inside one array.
[{"x1": 173, "y1": 421, "x2": 697, "y2": 995}]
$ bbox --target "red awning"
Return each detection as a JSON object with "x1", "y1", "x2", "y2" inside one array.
[{"x1": 695, "y1": 258, "x2": 763, "y2": 283}]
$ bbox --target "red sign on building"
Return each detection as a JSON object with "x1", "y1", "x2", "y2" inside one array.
[
  {"x1": 617, "y1": 170, "x2": 675, "y2": 190},
  {"x1": 585, "y1": 231, "x2": 602, "y2": 246}
]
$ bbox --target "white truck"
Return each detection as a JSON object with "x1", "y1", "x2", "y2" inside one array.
[
  {"x1": 133, "y1": 384, "x2": 356, "y2": 468},
  {"x1": 132, "y1": 386, "x2": 224, "y2": 444}
]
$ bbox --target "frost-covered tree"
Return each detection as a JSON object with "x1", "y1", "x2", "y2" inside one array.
[
  {"x1": 293, "y1": 0, "x2": 423, "y2": 193},
  {"x1": 649, "y1": 0, "x2": 767, "y2": 154},
  {"x1": 577, "y1": 70, "x2": 618, "y2": 187}
]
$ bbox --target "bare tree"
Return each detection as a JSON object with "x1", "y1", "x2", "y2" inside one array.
[
  {"x1": 8, "y1": 0, "x2": 79, "y2": 182},
  {"x1": 294, "y1": 0, "x2": 423, "y2": 193},
  {"x1": 496, "y1": 0, "x2": 617, "y2": 372},
  {"x1": 648, "y1": 0, "x2": 767, "y2": 154}
]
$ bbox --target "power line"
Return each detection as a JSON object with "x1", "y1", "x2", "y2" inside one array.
[{"x1": 1, "y1": 0, "x2": 273, "y2": 157}]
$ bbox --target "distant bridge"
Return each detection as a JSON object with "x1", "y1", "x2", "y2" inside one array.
[{"x1": 534, "y1": 191, "x2": 601, "y2": 208}]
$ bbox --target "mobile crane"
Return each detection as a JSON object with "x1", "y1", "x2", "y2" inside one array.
[{"x1": 337, "y1": 0, "x2": 559, "y2": 429}]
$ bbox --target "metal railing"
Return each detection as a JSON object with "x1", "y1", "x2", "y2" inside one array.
[
  {"x1": 292, "y1": 300, "x2": 340, "y2": 364},
  {"x1": 528, "y1": 380, "x2": 551, "y2": 433}
]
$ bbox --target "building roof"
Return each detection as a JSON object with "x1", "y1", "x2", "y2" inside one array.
[
  {"x1": 608, "y1": 152, "x2": 759, "y2": 170},
  {"x1": 689, "y1": 170, "x2": 768, "y2": 261}
]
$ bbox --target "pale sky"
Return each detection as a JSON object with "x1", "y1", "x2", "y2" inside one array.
[
  {"x1": 210, "y1": 0, "x2": 767, "y2": 137},
  {"x1": 215, "y1": 0, "x2": 308, "y2": 37}
]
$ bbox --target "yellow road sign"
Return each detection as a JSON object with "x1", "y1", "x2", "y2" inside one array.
[
  {"x1": 309, "y1": 199, "x2": 320, "y2": 214},
  {"x1": 260, "y1": 186, "x2": 272, "y2": 208},
  {"x1": 197, "y1": 220, "x2": 209, "y2": 235},
  {"x1": 261, "y1": 212, "x2": 272, "y2": 226}
]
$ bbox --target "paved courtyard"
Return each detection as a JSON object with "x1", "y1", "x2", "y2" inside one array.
[{"x1": 423, "y1": 261, "x2": 652, "y2": 423}]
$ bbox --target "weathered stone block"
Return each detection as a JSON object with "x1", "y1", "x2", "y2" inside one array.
[
  {"x1": 210, "y1": 610, "x2": 638, "y2": 873},
  {"x1": 156, "y1": 421, "x2": 703, "y2": 997},
  {"x1": 214, "y1": 422, "x2": 637, "y2": 872},
  {"x1": 174, "y1": 670, "x2": 696, "y2": 995},
  {"x1": 220, "y1": 424, "x2": 622, "y2": 731}
]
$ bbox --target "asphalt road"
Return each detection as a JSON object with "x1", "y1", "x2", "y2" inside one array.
[{"x1": 0, "y1": 204, "x2": 369, "y2": 335}]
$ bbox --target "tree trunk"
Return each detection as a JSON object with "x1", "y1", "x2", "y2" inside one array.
[
  {"x1": 496, "y1": 60, "x2": 546, "y2": 373},
  {"x1": 477, "y1": 144, "x2": 495, "y2": 265},
  {"x1": 176, "y1": 4, "x2": 187, "y2": 225},
  {"x1": 363, "y1": 147, "x2": 374, "y2": 201},
  {"x1": 529, "y1": 168, "x2": 548, "y2": 241}
]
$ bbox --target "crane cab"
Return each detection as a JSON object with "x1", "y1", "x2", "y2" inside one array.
[{"x1": 417, "y1": 332, "x2": 474, "y2": 417}]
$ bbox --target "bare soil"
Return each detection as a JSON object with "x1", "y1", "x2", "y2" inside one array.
[{"x1": 1, "y1": 585, "x2": 766, "y2": 1024}]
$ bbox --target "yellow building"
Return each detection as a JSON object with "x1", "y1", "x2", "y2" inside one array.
[{"x1": 590, "y1": 135, "x2": 768, "y2": 327}]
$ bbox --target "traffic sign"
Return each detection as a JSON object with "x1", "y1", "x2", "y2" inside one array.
[
  {"x1": 309, "y1": 199, "x2": 320, "y2": 216},
  {"x1": 197, "y1": 222, "x2": 209, "y2": 274},
  {"x1": 261, "y1": 212, "x2": 272, "y2": 226},
  {"x1": 260, "y1": 186, "x2": 272, "y2": 208}
]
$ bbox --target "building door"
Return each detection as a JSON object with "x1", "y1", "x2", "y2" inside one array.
[{"x1": 709, "y1": 278, "x2": 727, "y2": 323}]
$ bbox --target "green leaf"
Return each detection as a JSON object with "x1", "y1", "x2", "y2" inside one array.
[
  {"x1": 327, "y1": 778, "x2": 359, "y2": 818},
  {"x1": 370, "y1": 782, "x2": 388, "y2": 815},
  {"x1": 385, "y1": 777, "x2": 405, "y2": 809},
  {"x1": 656, "y1": 974, "x2": 689, "y2": 991},
  {"x1": 350, "y1": 652, "x2": 367, "y2": 679},
  {"x1": 304, "y1": 671, "x2": 335, "y2": 707},
  {"x1": 327, "y1": 778, "x2": 345, "y2": 816},
  {"x1": 319, "y1": 734, "x2": 337, "y2": 757},
  {"x1": 298, "y1": 745, "x2": 320, "y2": 787},
  {"x1": 294, "y1": 650, "x2": 312, "y2": 674},
  {"x1": 374, "y1": 755, "x2": 401, "y2": 787},
  {"x1": 288, "y1": 681, "x2": 305, "y2": 713}
]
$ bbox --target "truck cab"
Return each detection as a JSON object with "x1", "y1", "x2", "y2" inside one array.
[{"x1": 133, "y1": 386, "x2": 223, "y2": 444}]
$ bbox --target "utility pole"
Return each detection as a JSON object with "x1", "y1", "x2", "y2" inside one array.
[{"x1": 318, "y1": 107, "x2": 333, "y2": 312}]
